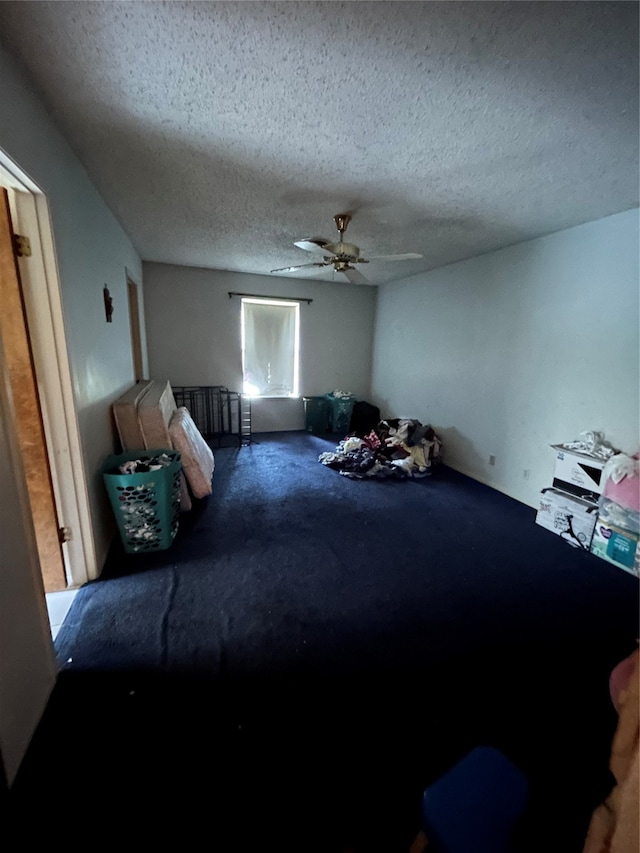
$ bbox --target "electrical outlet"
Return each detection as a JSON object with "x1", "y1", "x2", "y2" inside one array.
[
  {"x1": 523, "y1": 469, "x2": 530, "y2": 480},
  {"x1": 489, "y1": 455, "x2": 496, "y2": 466}
]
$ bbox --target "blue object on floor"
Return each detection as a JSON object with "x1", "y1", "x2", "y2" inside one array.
[{"x1": 420, "y1": 746, "x2": 530, "y2": 853}]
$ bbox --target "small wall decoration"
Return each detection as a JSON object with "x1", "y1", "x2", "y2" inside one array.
[{"x1": 103, "y1": 286, "x2": 114, "y2": 322}]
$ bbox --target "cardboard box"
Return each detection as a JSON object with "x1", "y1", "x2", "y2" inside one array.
[
  {"x1": 590, "y1": 518, "x2": 640, "y2": 577},
  {"x1": 536, "y1": 488, "x2": 598, "y2": 550},
  {"x1": 551, "y1": 444, "x2": 607, "y2": 502}
]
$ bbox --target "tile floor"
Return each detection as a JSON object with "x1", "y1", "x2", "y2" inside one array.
[{"x1": 46, "y1": 588, "x2": 78, "y2": 641}]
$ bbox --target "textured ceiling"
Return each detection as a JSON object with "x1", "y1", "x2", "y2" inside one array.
[{"x1": 0, "y1": 1, "x2": 638, "y2": 285}]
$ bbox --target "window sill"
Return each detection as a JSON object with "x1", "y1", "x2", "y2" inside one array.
[{"x1": 249, "y1": 395, "x2": 300, "y2": 400}]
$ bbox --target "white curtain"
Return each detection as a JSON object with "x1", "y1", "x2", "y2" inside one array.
[{"x1": 242, "y1": 300, "x2": 298, "y2": 396}]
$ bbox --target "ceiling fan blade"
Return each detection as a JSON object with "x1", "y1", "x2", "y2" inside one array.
[
  {"x1": 293, "y1": 237, "x2": 335, "y2": 254},
  {"x1": 270, "y1": 261, "x2": 329, "y2": 274},
  {"x1": 342, "y1": 267, "x2": 369, "y2": 285},
  {"x1": 364, "y1": 253, "x2": 423, "y2": 261}
]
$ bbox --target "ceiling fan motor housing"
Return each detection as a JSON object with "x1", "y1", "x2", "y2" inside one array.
[{"x1": 325, "y1": 241, "x2": 360, "y2": 262}]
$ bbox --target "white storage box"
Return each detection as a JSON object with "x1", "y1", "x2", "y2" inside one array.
[
  {"x1": 590, "y1": 518, "x2": 640, "y2": 576},
  {"x1": 550, "y1": 444, "x2": 607, "y2": 502},
  {"x1": 536, "y1": 487, "x2": 598, "y2": 550}
]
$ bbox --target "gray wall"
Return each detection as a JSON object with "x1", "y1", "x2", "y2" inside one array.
[
  {"x1": 0, "y1": 45, "x2": 147, "y2": 568},
  {"x1": 371, "y1": 208, "x2": 639, "y2": 507},
  {"x1": 143, "y1": 264, "x2": 377, "y2": 431},
  {"x1": 0, "y1": 42, "x2": 145, "y2": 782}
]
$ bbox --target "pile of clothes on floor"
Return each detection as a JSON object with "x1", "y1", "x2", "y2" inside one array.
[{"x1": 319, "y1": 418, "x2": 443, "y2": 480}]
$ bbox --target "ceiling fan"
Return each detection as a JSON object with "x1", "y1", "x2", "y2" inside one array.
[{"x1": 270, "y1": 213, "x2": 423, "y2": 284}]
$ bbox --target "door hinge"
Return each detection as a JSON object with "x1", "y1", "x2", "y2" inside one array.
[
  {"x1": 58, "y1": 526, "x2": 72, "y2": 544},
  {"x1": 13, "y1": 233, "x2": 32, "y2": 257}
]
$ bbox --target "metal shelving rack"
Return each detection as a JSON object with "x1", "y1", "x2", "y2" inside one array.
[{"x1": 172, "y1": 386, "x2": 252, "y2": 447}]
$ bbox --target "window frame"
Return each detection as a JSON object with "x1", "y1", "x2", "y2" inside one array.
[{"x1": 240, "y1": 297, "x2": 301, "y2": 399}]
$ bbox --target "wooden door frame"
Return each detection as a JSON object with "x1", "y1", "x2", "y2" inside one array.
[
  {"x1": 127, "y1": 277, "x2": 144, "y2": 381},
  {"x1": 0, "y1": 187, "x2": 67, "y2": 592},
  {"x1": 0, "y1": 151, "x2": 96, "y2": 588}
]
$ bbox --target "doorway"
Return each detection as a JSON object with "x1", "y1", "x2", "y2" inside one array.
[
  {"x1": 0, "y1": 153, "x2": 95, "y2": 607},
  {"x1": 127, "y1": 277, "x2": 144, "y2": 381},
  {"x1": 0, "y1": 188, "x2": 65, "y2": 592}
]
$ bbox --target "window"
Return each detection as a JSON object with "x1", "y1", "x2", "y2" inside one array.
[{"x1": 241, "y1": 298, "x2": 300, "y2": 397}]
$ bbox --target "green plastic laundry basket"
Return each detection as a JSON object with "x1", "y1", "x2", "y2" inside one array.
[
  {"x1": 324, "y1": 394, "x2": 355, "y2": 435},
  {"x1": 102, "y1": 449, "x2": 182, "y2": 553},
  {"x1": 303, "y1": 396, "x2": 329, "y2": 434}
]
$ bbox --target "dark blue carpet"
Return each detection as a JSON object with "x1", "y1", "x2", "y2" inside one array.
[{"x1": 8, "y1": 432, "x2": 639, "y2": 851}]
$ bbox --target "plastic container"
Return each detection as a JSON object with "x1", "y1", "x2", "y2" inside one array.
[
  {"x1": 303, "y1": 397, "x2": 329, "y2": 434},
  {"x1": 324, "y1": 393, "x2": 356, "y2": 435},
  {"x1": 102, "y1": 449, "x2": 182, "y2": 553},
  {"x1": 597, "y1": 496, "x2": 640, "y2": 534},
  {"x1": 602, "y1": 452, "x2": 640, "y2": 513}
]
